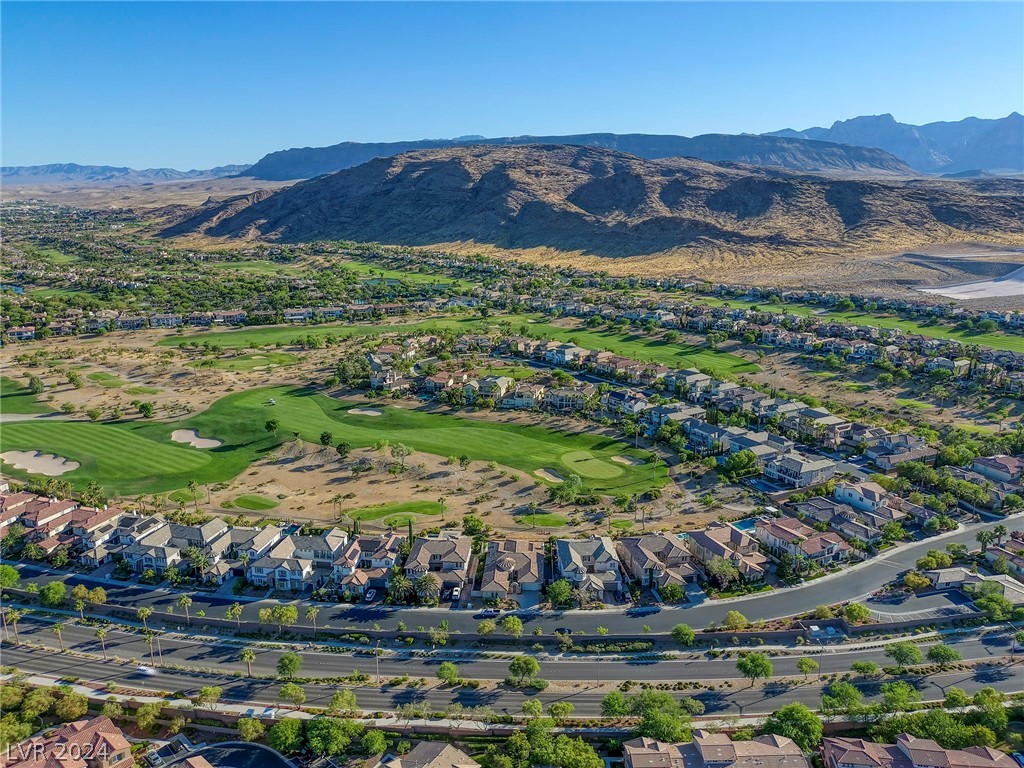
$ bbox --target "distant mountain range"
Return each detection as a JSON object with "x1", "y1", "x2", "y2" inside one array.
[
  {"x1": 0, "y1": 163, "x2": 251, "y2": 185},
  {"x1": 767, "y1": 113, "x2": 1023, "y2": 174},
  {"x1": 242, "y1": 133, "x2": 912, "y2": 180},
  {"x1": 161, "y1": 144, "x2": 1024, "y2": 259}
]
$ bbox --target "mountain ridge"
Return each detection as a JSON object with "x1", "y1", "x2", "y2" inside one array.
[
  {"x1": 0, "y1": 163, "x2": 252, "y2": 185},
  {"x1": 159, "y1": 144, "x2": 1024, "y2": 262}
]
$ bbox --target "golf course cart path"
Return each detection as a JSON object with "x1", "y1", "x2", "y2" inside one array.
[
  {"x1": 0, "y1": 450, "x2": 80, "y2": 476},
  {"x1": 170, "y1": 429, "x2": 223, "y2": 449}
]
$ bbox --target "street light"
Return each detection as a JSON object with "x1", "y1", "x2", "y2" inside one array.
[{"x1": 375, "y1": 639, "x2": 381, "y2": 684}]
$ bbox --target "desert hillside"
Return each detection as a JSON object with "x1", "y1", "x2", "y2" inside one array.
[{"x1": 159, "y1": 144, "x2": 1024, "y2": 265}]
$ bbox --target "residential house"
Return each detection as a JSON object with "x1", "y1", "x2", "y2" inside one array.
[
  {"x1": 332, "y1": 533, "x2": 406, "y2": 595},
  {"x1": 971, "y1": 455, "x2": 1024, "y2": 485},
  {"x1": 764, "y1": 452, "x2": 837, "y2": 488},
  {"x1": 821, "y1": 734, "x2": 1015, "y2": 768},
  {"x1": 624, "y1": 730, "x2": 809, "y2": 768},
  {"x1": 863, "y1": 434, "x2": 938, "y2": 471},
  {"x1": 617, "y1": 533, "x2": 702, "y2": 590},
  {"x1": 753, "y1": 516, "x2": 850, "y2": 567},
  {"x1": 685, "y1": 522, "x2": 768, "y2": 582},
  {"x1": 379, "y1": 742, "x2": 479, "y2": 768},
  {"x1": 479, "y1": 539, "x2": 545, "y2": 600},
  {"x1": 834, "y1": 481, "x2": 891, "y2": 513},
  {"x1": 545, "y1": 385, "x2": 594, "y2": 413},
  {"x1": 405, "y1": 532, "x2": 473, "y2": 592},
  {"x1": 3, "y1": 716, "x2": 134, "y2": 768},
  {"x1": 499, "y1": 383, "x2": 546, "y2": 410},
  {"x1": 555, "y1": 536, "x2": 625, "y2": 602},
  {"x1": 602, "y1": 389, "x2": 651, "y2": 417},
  {"x1": 5, "y1": 326, "x2": 35, "y2": 341}
]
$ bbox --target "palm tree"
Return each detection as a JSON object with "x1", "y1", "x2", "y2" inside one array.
[
  {"x1": 137, "y1": 607, "x2": 153, "y2": 631},
  {"x1": 95, "y1": 627, "x2": 108, "y2": 659},
  {"x1": 414, "y1": 573, "x2": 439, "y2": 604},
  {"x1": 144, "y1": 632, "x2": 157, "y2": 662},
  {"x1": 187, "y1": 480, "x2": 201, "y2": 513},
  {"x1": 52, "y1": 622, "x2": 66, "y2": 652},
  {"x1": 995, "y1": 525, "x2": 1009, "y2": 546},
  {"x1": 388, "y1": 573, "x2": 414, "y2": 604},
  {"x1": 186, "y1": 547, "x2": 210, "y2": 577},
  {"x1": 226, "y1": 602, "x2": 244, "y2": 628},
  {"x1": 177, "y1": 594, "x2": 193, "y2": 625},
  {"x1": 977, "y1": 530, "x2": 996, "y2": 552},
  {"x1": 74, "y1": 600, "x2": 86, "y2": 621},
  {"x1": 7, "y1": 609, "x2": 23, "y2": 644},
  {"x1": 305, "y1": 606, "x2": 319, "y2": 635},
  {"x1": 240, "y1": 647, "x2": 256, "y2": 676}
]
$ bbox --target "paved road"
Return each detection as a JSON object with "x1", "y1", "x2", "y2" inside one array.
[
  {"x1": 11, "y1": 516, "x2": 1015, "y2": 636},
  {"x1": 5, "y1": 620, "x2": 1023, "y2": 717}
]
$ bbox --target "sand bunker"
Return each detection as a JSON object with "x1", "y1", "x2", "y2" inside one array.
[
  {"x1": 918, "y1": 264, "x2": 1024, "y2": 300},
  {"x1": 171, "y1": 429, "x2": 223, "y2": 449},
  {"x1": 349, "y1": 408, "x2": 383, "y2": 416},
  {"x1": 534, "y1": 468, "x2": 565, "y2": 483},
  {"x1": 1, "y1": 451, "x2": 80, "y2": 476},
  {"x1": 611, "y1": 455, "x2": 643, "y2": 466}
]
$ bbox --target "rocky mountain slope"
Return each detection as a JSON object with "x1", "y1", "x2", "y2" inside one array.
[
  {"x1": 768, "y1": 113, "x2": 1023, "y2": 174},
  {"x1": 0, "y1": 163, "x2": 251, "y2": 185},
  {"x1": 243, "y1": 133, "x2": 912, "y2": 180},
  {"x1": 160, "y1": 144, "x2": 1024, "y2": 261}
]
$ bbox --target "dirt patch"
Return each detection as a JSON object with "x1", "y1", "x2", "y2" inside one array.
[
  {"x1": 349, "y1": 408, "x2": 383, "y2": 416},
  {"x1": 611, "y1": 455, "x2": 643, "y2": 466},
  {"x1": 171, "y1": 429, "x2": 223, "y2": 449},
  {"x1": 534, "y1": 468, "x2": 565, "y2": 483},
  {"x1": 1, "y1": 450, "x2": 80, "y2": 476}
]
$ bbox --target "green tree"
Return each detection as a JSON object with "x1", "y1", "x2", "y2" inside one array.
[
  {"x1": 267, "y1": 718, "x2": 304, "y2": 754},
  {"x1": 671, "y1": 623, "x2": 696, "y2": 646},
  {"x1": 240, "y1": 647, "x2": 256, "y2": 676},
  {"x1": 502, "y1": 615, "x2": 525, "y2": 639},
  {"x1": 546, "y1": 578, "x2": 572, "y2": 607},
  {"x1": 54, "y1": 691, "x2": 89, "y2": 721},
  {"x1": 843, "y1": 603, "x2": 872, "y2": 624},
  {"x1": 508, "y1": 656, "x2": 541, "y2": 685},
  {"x1": 881, "y1": 680, "x2": 922, "y2": 713},
  {"x1": 926, "y1": 645, "x2": 962, "y2": 666},
  {"x1": 796, "y1": 657, "x2": 819, "y2": 680},
  {"x1": 477, "y1": 619, "x2": 496, "y2": 635},
  {"x1": 0, "y1": 565, "x2": 19, "y2": 589},
  {"x1": 522, "y1": 699, "x2": 544, "y2": 717},
  {"x1": 39, "y1": 581, "x2": 67, "y2": 607},
  {"x1": 238, "y1": 718, "x2": 266, "y2": 742},
  {"x1": 136, "y1": 702, "x2": 162, "y2": 732},
  {"x1": 277, "y1": 651, "x2": 302, "y2": 678},
  {"x1": 762, "y1": 703, "x2": 823, "y2": 751},
  {"x1": 885, "y1": 642, "x2": 923, "y2": 670},
  {"x1": 736, "y1": 652, "x2": 773, "y2": 687},
  {"x1": 319, "y1": 431, "x2": 333, "y2": 446},
  {"x1": 329, "y1": 689, "x2": 358, "y2": 716},
  {"x1": 362, "y1": 730, "x2": 388, "y2": 755},
  {"x1": 278, "y1": 682, "x2": 306, "y2": 706},
  {"x1": 548, "y1": 701, "x2": 574, "y2": 724},
  {"x1": 437, "y1": 661, "x2": 460, "y2": 685},
  {"x1": 265, "y1": 418, "x2": 281, "y2": 436}
]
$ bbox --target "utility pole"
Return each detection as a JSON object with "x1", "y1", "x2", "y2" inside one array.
[{"x1": 375, "y1": 639, "x2": 381, "y2": 683}]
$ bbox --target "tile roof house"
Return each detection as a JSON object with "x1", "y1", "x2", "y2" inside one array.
[
  {"x1": 379, "y1": 742, "x2": 480, "y2": 768},
  {"x1": 685, "y1": 522, "x2": 768, "y2": 582},
  {"x1": 405, "y1": 532, "x2": 473, "y2": 591},
  {"x1": 617, "y1": 533, "x2": 702, "y2": 588},
  {"x1": 863, "y1": 434, "x2": 938, "y2": 470},
  {"x1": 834, "y1": 481, "x2": 891, "y2": 513},
  {"x1": 555, "y1": 536, "x2": 624, "y2": 602},
  {"x1": 332, "y1": 533, "x2": 406, "y2": 595},
  {"x1": 624, "y1": 730, "x2": 809, "y2": 768},
  {"x1": 821, "y1": 735, "x2": 1015, "y2": 768},
  {"x1": 753, "y1": 516, "x2": 850, "y2": 566},
  {"x1": 764, "y1": 452, "x2": 837, "y2": 488},
  {"x1": 479, "y1": 539, "x2": 544, "y2": 600},
  {"x1": 971, "y1": 455, "x2": 1024, "y2": 485},
  {"x1": 2, "y1": 716, "x2": 133, "y2": 768}
]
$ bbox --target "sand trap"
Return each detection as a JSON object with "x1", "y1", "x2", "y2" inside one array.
[
  {"x1": 349, "y1": 408, "x2": 383, "y2": 416},
  {"x1": 918, "y1": 264, "x2": 1024, "y2": 300},
  {"x1": 1, "y1": 451, "x2": 80, "y2": 476},
  {"x1": 535, "y1": 468, "x2": 565, "y2": 483},
  {"x1": 171, "y1": 429, "x2": 223, "y2": 449},
  {"x1": 611, "y1": 455, "x2": 643, "y2": 466}
]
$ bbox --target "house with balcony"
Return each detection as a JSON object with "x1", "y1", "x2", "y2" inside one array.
[
  {"x1": 617, "y1": 533, "x2": 702, "y2": 590},
  {"x1": 405, "y1": 532, "x2": 473, "y2": 592},
  {"x1": 753, "y1": 515, "x2": 850, "y2": 567},
  {"x1": 862, "y1": 434, "x2": 938, "y2": 470},
  {"x1": 332, "y1": 533, "x2": 406, "y2": 595},
  {"x1": 555, "y1": 536, "x2": 624, "y2": 603},
  {"x1": 685, "y1": 522, "x2": 768, "y2": 582},
  {"x1": 764, "y1": 452, "x2": 837, "y2": 488}
]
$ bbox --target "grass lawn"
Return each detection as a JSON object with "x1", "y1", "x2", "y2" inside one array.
[
  {"x1": 336, "y1": 258, "x2": 475, "y2": 290},
  {"x1": 0, "y1": 385, "x2": 665, "y2": 496},
  {"x1": 477, "y1": 364, "x2": 536, "y2": 381},
  {"x1": 821, "y1": 311, "x2": 1021, "y2": 352},
  {"x1": 609, "y1": 519, "x2": 634, "y2": 530},
  {"x1": 35, "y1": 248, "x2": 80, "y2": 265},
  {"x1": 167, "y1": 489, "x2": 195, "y2": 504},
  {"x1": 124, "y1": 386, "x2": 161, "y2": 395},
  {"x1": 158, "y1": 316, "x2": 506, "y2": 350},
  {"x1": 209, "y1": 260, "x2": 307, "y2": 276},
  {"x1": 86, "y1": 372, "x2": 125, "y2": 388},
  {"x1": 208, "y1": 352, "x2": 298, "y2": 371},
  {"x1": 28, "y1": 287, "x2": 92, "y2": 298},
  {"x1": 515, "y1": 512, "x2": 568, "y2": 527},
  {"x1": 842, "y1": 382, "x2": 871, "y2": 393},
  {"x1": 695, "y1": 296, "x2": 817, "y2": 318},
  {"x1": 232, "y1": 494, "x2": 280, "y2": 511},
  {"x1": 895, "y1": 398, "x2": 934, "y2": 410},
  {"x1": 0, "y1": 376, "x2": 53, "y2": 415},
  {"x1": 525, "y1": 320, "x2": 759, "y2": 376},
  {"x1": 346, "y1": 500, "x2": 442, "y2": 521}
]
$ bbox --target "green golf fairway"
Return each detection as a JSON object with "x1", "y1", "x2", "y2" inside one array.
[{"x1": 0, "y1": 385, "x2": 665, "y2": 497}]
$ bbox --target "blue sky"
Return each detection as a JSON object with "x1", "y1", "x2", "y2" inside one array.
[{"x1": 3, "y1": 2, "x2": 1021, "y2": 169}]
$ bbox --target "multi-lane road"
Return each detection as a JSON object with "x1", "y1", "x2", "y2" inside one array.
[
  {"x1": 10, "y1": 516, "x2": 1009, "y2": 638},
  {"x1": 4, "y1": 616, "x2": 1022, "y2": 717}
]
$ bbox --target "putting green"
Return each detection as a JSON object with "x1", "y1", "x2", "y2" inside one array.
[
  {"x1": 347, "y1": 501, "x2": 442, "y2": 521},
  {"x1": 0, "y1": 385, "x2": 665, "y2": 497},
  {"x1": 560, "y1": 450, "x2": 624, "y2": 479},
  {"x1": 233, "y1": 494, "x2": 280, "y2": 511}
]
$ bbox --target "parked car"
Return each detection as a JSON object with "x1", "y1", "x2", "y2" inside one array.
[
  {"x1": 480, "y1": 607, "x2": 501, "y2": 617},
  {"x1": 364, "y1": 589, "x2": 377, "y2": 602},
  {"x1": 451, "y1": 587, "x2": 462, "y2": 601}
]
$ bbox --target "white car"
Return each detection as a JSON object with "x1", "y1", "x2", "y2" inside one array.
[
  {"x1": 364, "y1": 589, "x2": 377, "y2": 602},
  {"x1": 481, "y1": 608, "x2": 501, "y2": 617},
  {"x1": 451, "y1": 587, "x2": 461, "y2": 601},
  {"x1": 136, "y1": 666, "x2": 156, "y2": 676}
]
